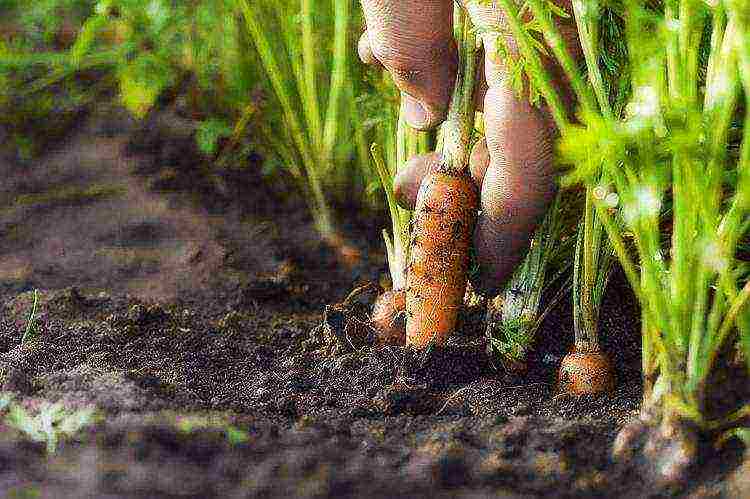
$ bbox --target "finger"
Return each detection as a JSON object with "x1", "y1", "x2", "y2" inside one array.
[
  {"x1": 393, "y1": 152, "x2": 441, "y2": 210},
  {"x1": 469, "y1": 137, "x2": 490, "y2": 189},
  {"x1": 465, "y1": 0, "x2": 581, "y2": 109},
  {"x1": 361, "y1": 0, "x2": 457, "y2": 130},
  {"x1": 471, "y1": 80, "x2": 558, "y2": 296},
  {"x1": 466, "y1": 1, "x2": 580, "y2": 296}
]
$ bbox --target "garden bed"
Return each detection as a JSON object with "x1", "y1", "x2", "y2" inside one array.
[{"x1": 0, "y1": 113, "x2": 747, "y2": 498}]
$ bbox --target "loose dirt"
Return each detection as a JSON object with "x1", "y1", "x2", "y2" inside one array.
[{"x1": 0, "y1": 107, "x2": 747, "y2": 498}]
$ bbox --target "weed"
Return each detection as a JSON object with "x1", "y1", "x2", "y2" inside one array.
[
  {"x1": 3, "y1": 397, "x2": 98, "y2": 454},
  {"x1": 21, "y1": 289, "x2": 39, "y2": 344}
]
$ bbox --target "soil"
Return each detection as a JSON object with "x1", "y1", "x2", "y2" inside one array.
[{"x1": 0, "y1": 105, "x2": 747, "y2": 498}]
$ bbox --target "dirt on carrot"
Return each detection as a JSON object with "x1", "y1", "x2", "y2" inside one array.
[
  {"x1": 558, "y1": 349, "x2": 616, "y2": 395},
  {"x1": 406, "y1": 168, "x2": 479, "y2": 348}
]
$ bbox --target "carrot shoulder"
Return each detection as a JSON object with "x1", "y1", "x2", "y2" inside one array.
[{"x1": 405, "y1": 167, "x2": 479, "y2": 348}]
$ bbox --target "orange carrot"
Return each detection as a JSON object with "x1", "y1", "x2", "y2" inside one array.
[
  {"x1": 371, "y1": 288, "x2": 406, "y2": 345},
  {"x1": 557, "y1": 348, "x2": 615, "y2": 394},
  {"x1": 402, "y1": 8, "x2": 481, "y2": 348},
  {"x1": 405, "y1": 167, "x2": 479, "y2": 348}
]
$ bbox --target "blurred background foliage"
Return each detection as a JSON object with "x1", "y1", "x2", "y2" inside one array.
[{"x1": 0, "y1": 0, "x2": 400, "y2": 233}]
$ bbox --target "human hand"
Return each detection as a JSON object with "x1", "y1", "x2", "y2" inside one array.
[{"x1": 359, "y1": 0, "x2": 580, "y2": 296}]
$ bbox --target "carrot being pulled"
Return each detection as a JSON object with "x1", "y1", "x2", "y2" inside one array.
[
  {"x1": 406, "y1": 169, "x2": 478, "y2": 347},
  {"x1": 405, "y1": 9, "x2": 480, "y2": 348}
]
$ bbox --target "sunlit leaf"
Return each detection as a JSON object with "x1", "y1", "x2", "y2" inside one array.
[
  {"x1": 117, "y1": 53, "x2": 176, "y2": 118},
  {"x1": 196, "y1": 118, "x2": 233, "y2": 156}
]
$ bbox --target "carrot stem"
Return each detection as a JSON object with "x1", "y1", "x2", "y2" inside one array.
[
  {"x1": 300, "y1": 0, "x2": 323, "y2": 152},
  {"x1": 494, "y1": 0, "x2": 570, "y2": 131},
  {"x1": 322, "y1": 0, "x2": 349, "y2": 160},
  {"x1": 439, "y1": 8, "x2": 480, "y2": 173}
]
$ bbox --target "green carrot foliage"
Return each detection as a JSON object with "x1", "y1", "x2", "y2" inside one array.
[{"x1": 542, "y1": 0, "x2": 748, "y2": 431}]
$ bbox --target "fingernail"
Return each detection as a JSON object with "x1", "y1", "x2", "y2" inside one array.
[
  {"x1": 402, "y1": 95, "x2": 430, "y2": 130},
  {"x1": 358, "y1": 32, "x2": 377, "y2": 65}
]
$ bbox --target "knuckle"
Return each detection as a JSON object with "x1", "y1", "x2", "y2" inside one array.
[
  {"x1": 369, "y1": 41, "x2": 419, "y2": 84},
  {"x1": 390, "y1": 65, "x2": 425, "y2": 87},
  {"x1": 371, "y1": 40, "x2": 453, "y2": 87}
]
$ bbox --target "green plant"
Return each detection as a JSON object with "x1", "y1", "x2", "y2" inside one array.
[
  {"x1": 372, "y1": 118, "x2": 432, "y2": 290},
  {"x1": 0, "y1": 0, "x2": 264, "y2": 158},
  {"x1": 21, "y1": 289, "x2": 39, "y2": 344},
  {"x1": 485, "y1": 0, "x2": 750, "y2": 480},
  {"x1": 4, "y1": 399, "x2": 98, "y2": 454},
  {"x1": 236, "y1": 0, "x2": 375, "y2": 253},
  {"x1": 0, "y1": 1, "x2": 105, "y2": 158},
  {"x1": 570, "y1": 201, "x2": 615, "y2": 356},
  {"x1": 562, "y1": 2, "x2": 626, "y2": 394},
  {"x1": 474, "y1": 0, "x2": 619, "y2": 390},
  {"x1": 175, "y1": 414, "x2": 249, "y2": 445},
  {"x1": 2, "y1": 1, "x2": 395, "y2": 247},
  {"x1": 486, "y1": 192, "x2": 575, "y2": 372}
]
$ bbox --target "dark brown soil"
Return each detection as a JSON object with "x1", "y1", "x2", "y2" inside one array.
[{"x1": 0, "y1": 107, "x2": 747, "y2": 498}]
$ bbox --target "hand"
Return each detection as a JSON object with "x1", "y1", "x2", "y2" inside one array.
[{"x1": 359, "y1": 0, "x2": 581, "y2": 296}]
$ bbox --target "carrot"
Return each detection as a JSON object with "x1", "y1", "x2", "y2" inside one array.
[
  {"x1": 371, "y1": 288, "x2": 406, "y2": 345},
  {"x1": 405, "y1": 167, "x2": 479, "y2": 348},
  {"x1": 557, "y1": 347, "x2": 615, "y2": 394},
  {"x1": 401, "y1": 9, "x2": 481, "y2": 349}
]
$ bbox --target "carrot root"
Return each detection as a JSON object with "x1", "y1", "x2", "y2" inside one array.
[
  {"x1": 405, "y1": 168, "x2": 479, "y2": 348},
  {"x1": 371, "y1": 288, "x2": 406, "y2": 345},
  {"x1": 557, "y1": 348, "x2": 616, "y2": 395}
]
